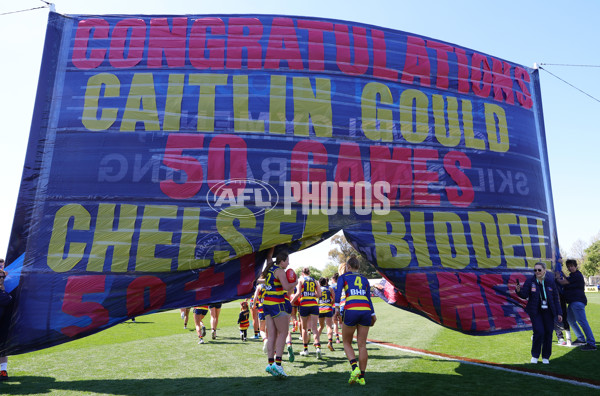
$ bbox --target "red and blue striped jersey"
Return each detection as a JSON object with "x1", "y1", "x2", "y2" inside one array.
[
  {"x1": 300, "y1": 276, "x2": 319, "y2": 307},
  {"x1": 336, "y1": 272, "x2": 373, "y2": 312},
  {"x1": 319, "y1": 286, "x2": 334, "y2": 313},
  {"x1": 263, "y1": 265, "x2": 285, "y2": 305}
]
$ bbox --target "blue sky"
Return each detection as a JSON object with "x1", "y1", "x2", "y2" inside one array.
[{"x1": 1, "y1": 0, "x2": 599, "y2": 268}]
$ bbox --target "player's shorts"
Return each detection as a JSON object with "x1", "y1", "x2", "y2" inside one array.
[
  {"x1": 208, "y1": 303, "x2": 222, "y2": 309},
  {"x1": 299, "y1": 305, "x2": 319, "y2": 317},
  {"x1": 284, "y1": 299, "x2": 292, "y2": 314},
  {"x1": 263, "y1": 303, "x2": 289, "y2": 318},
  {"x1": 194, "y1": 307, "x2": 208, "y2": 316},
  {"x1": 319, "y1": 310, "x2": 334, "y2": 318},
  {"x1": 342, "y1": 309, "x2": 373, "y2": 327},
  {"x1": 258, "y1": 311, "x2": 266, "y2": 321}
]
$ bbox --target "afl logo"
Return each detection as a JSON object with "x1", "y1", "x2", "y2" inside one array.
[{"x1": 208, "y1": 178, "x2": 279, "y2": 218}]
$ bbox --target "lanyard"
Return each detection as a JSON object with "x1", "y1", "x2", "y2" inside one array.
[{"x1": 538, "y1": 279, "x2": 547, "y2": 300}]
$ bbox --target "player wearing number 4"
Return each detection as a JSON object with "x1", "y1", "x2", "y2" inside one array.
[{"x1": 334, "y1": 256, "x2": 376, "y2": 386}]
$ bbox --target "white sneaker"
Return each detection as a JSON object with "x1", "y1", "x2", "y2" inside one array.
[
  {"x1": 299, "y1": 350, "x2": 309, "y2": 356},
  {"x1": 316, "y1": 348, "x2": 322, "y2": 359},
  {"x1": 272, "y1": 364, "x2": 288, "y2": 377},
  {"x1": 557, "y1": 339, "x2": 566, "y2": 346},
  {"x1": 542, "y1": 358, "x2": 549, "y2": 364},
  {"x1": 530, "y1": 357, "x2": 538, "y2": 364},
  {"x1": 198, "y1": 338, "x2": 204, "y2": 344}
]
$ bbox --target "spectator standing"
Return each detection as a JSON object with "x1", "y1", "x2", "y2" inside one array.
[
  {"x1": 516, "y1": 262, "x2": 563, "y2": 364},
  {"x1": 555, "y1": 259, "x2": 596, "y2": 351}
]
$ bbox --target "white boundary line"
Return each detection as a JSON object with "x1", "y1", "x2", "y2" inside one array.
[{"x1": 369, "y1": 340, "x2": 600, "y2": 390}]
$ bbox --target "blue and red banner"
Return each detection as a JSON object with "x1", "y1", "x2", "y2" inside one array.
[{"x1": 1, "y1": 12, "x2": 556, "y2": 354}]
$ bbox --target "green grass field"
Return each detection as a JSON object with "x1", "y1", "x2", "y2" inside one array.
[{"x1": 2, "y1": 294, "x2": 599, "y2": 395}]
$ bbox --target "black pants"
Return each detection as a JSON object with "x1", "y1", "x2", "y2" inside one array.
[{"x1": 531, "y1": 309, "x2": 554, "y2": 359}]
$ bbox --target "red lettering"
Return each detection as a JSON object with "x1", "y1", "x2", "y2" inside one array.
[
  {"x1": 401, "y1": 36, "x2": 431, "y2": 87},
  {"x1": 238, "y1": 254, "x2": 257, "y2": 295},
  {"x1": 184, "y1": 267, "x2": 226, "y2": 301},
  {"x1": 334, "y1": 142, "x2": 365, "y2": 206},
  {"x1": 369, "y1": 145, "x2": 412, "y2": 207},
  {"x1": 226, "y1": 18, "x2": 264, "y2": 70},
  {"x1": 72, "y1": 18, "x2": 109, "y2": 69},
  {"x1": 427, "y1": 40, "x2": 453, "y2": 90},
  {"x1": 413, "y1": 149, "x2": 440, "y2": 206},
  {"x1": 264, "y1": 17, "x2": 304, "y2": 70},
  {"x1": 126, "y1": 276, "x2": 167, "y2": 317},
  {"x1": 160, "y1": 134, "x2": 205, "y2": 199},
  {"x1": 514, "y1": 67, "x2": 533, "y2": 109},
  {"x1": 189, "y1": 18, "x2": 225, "y2": 69},
  {"x1": 455, "y1": 48, "x2": 470, "y2": 94},
  {"x1": 508, "y1": 273, "x2": 531, "y2": 324},
  {"x1": 297, "y1": 20, "x2": 334, "y2": 71},
  {"x1": 147, "y1": 17, "x2": 187, "y2": 68},
  {"x1": 207, "y1": 135, "x2": 248, "y2": 194},
  {"x1": 404, "y1": 272, "x2": 441, "y2": 324},
  {"x1": 334, "y1": 24, "x2": 369, "y2": 76},
  {"x1": 471, "y1": 53, "x2": 492, "y2": 98},
  {"x1": 290, "y1": 140, "x2": 328, "y2": 184},
  {"x1": 438, "y1": 272, "x2": 490, "y2": 331},
  {"x1": 443, "y1": 151, "x2": 474, "y2": 207},
  {"x1": 372, "y1": 29, "x2": 398, "y2": 81},
  {"x1": 479, "y1": 274, "x2": 517, "y2": 330},
  {"x1": 108, "y1": 18, "x2": 146, "y2": 68},
  {"x1": 492, "y1": 58, "x2": 514, "y2": 105},
  {"x1": 61, "y1": 275, "x2": 109, "y2": 337}
]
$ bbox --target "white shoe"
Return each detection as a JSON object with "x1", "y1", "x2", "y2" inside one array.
[
  {"x1": 557, "y1": 338, "x2": 566, "y2": 346},
  {"x1": 316, "y1": 348, "x2": 322, "y2": 359},
  {"x1": 530, "y1": 357, "x2": 538, "y2": 364},
  {"x1": 542, "y1": 358, "x2": 549, "y2": 364},
  {"x1": 299, "y1": 350, "x2": 309, "y2": 356},
  {"x1": 272, "y1": 364, "x2": 288, "y2": 377},
  {"x1": 198, "y1": 338, "x2": 204, "y2": 344}
]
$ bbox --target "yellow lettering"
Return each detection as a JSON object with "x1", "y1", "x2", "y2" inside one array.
[
  {"x1": 163, "y1": 74, "x2": 185, "y2": 131},
  {"x1": 399, "y1": 89, "x2": 428, "y2": 144},
  {"x1": 485, "y1": 103, "x2": 509, "y2": 152},
  {"x1": 468, "y1": 211, "x2": 501, "y2": 268},
  {"x1": 47, "y1": 204, "x2": 90, "y2": 272},
  {"x1": 82, "y1": 73, "x2": 120, "y2": 131},
  {"x1": 361, "y1": 82, "x2": 393, "y2": 141},
  {"x1": 410, "y1": 211, "x2": 432, "y2": 267},
  {"x1": 371, "y1": 211, "x2": 410, "y2": 268},
  {"x1": 135, "y1": 205, "x2": 178, "y2": 272},
  {"x1": 497, "y1": 213, "x2": 524, "y2": 268},
  {"x1": 462, "y1": 99, "x2": 485, "y2": 150},
  {"x1": 259, "y1": 209, "x2": 297, "y2": 250},
  {"x1": 216, "y1": 207, "x2": 256, "y2": 260},
  {"x1": 233, "y1": 75, "x2": 264, "y2": 133},
  {"x1": 120, "y1": 73, "x2": 160, "y2": 131},
  {"x1": 88, "y1": 203, "x2": 137, "y2": 272},
  {"x1": 269, "y1": 75, "x2": 287, "y2": 134},
  {"x1": 189, "y1": 73, "x2": 228, "y2": 132},
  {"x1": 293, "y1": 77, "x2": 332, "y2": 137},
  {"x1": 177, "y1": 207, "x2": 210, "y2": 271},
  {"x1": 433, "y1": 212, "x2": 469, "y2": 269},
  {"x1": 433, "y1": 95, "x2": 461, "y2": 147}
]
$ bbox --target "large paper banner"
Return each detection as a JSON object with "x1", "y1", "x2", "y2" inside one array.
[{"x1": 2, "y1": 12, "x2": 556, "y2": 354}]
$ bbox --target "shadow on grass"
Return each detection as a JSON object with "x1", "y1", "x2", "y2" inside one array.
[{"x1": 0, "y1": 367, "x2": 580, "y2": 396}]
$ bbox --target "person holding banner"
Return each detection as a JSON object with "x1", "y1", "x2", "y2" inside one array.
[
  {"x1": 0, "y1": 258, "x2": 11, "y2": 380},
  {"x1": 262, "y1": 249, "x2": 297, "y2": 377},
  {"x1": 555, "y1": 259, "x2": 596, "y2": 350},
  {"x1": 516, "y1": 262, "x2": 562, "y2": 364},
  {"x1": 334, "y1": 256, "x2": 376, "y2": 386}
]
